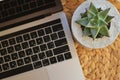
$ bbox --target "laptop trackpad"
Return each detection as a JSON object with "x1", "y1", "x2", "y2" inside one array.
[{"x1": 5, "y1": 68, "x2": 49, "y2": 80}]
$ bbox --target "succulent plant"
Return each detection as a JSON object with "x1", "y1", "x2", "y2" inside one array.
[{"x1": 76, "y1": 3, "x2": 114, "y2": 39}]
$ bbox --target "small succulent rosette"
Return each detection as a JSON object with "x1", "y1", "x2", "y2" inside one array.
[
  {"x1": 76, "y1": 3, "x2": 114, "y2": 39},
  {"x1": 72, "y1": 0, "x2": 120, "y2": 48}
]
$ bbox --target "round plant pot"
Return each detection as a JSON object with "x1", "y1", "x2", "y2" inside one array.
[{"x1": 71, "y1": 0, "x2": 120, "y2": 49}]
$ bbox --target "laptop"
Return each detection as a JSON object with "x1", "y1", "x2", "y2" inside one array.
[{"x1": 0, "y1": 0, "x2": 85, "y2": 80}]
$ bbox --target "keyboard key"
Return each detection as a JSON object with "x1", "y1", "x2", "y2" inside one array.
[
  {"x1": 14, "y1": 44, "x2": 22, "y2": 51},
  {"x1": 0, "y1": 15, "x2": 1, "y2": 19},
  {"x1": 57, "y1": 54, "x2": 64, "y2": 62},
  {"x1": 0, "y1": 48, "x2": 7, "y2": 56},
  {"x1": 9, "y1": 38, "x2": 16, "y2": 45},
  {"x1": 3, "y1": 3, "x2": 10, "y2": 9},
  {"x1": 1, "y1": 40, "x2": 9, "y2": 47},
  {"x1": 46, "y1": 50, "x2": 53, "y2": 57},
  {"x1": 11, "y1": 53, "x2": 18, "y2": 60},
  {"x1": 0, "y1": 5, "x2": 3, "y2": 11},
  {"x1": 2, "y1": 63, "x2": 9, "y2": 71},
  {"x1": 7, "y1": 46, "x2": 14, "y2": 53},
  {"x1": 42, "y1": 59, "x2": 49, "y2": 66},
  {"x1": 8, "y1": 7, "x2": 16, "y2": 15},
  {"x1": 36, "y1": 37, "x2": 43, "y2": 45},
  {"x1": 33, "y1": 61, "x2": 42, "y2": 69},
  {"x1": 52, "y1": 24, "x2": 63, "y2": 32},
  {"x1": 0, "y1": 43, "x2": 2, "y2": 49},
  {"x1": 4, "y1": 55, "x2": 11, "y2": 62},
  {"x1": 10, "y1": 61, "x2": 17, "y2": 68},
  {"x1": 23, "y1": 3, "x2": 30, "y2": 10},
  {"x1": 50, "y1": 57, "x2": 57, "y2": 64},
  {"x1": 43, "y1": 35, "x2": 51, "y2": 42},
  {"x1": 25, "y1": 48, "x2": 33, "y2": 56},
  {"x1": 29, "y1": 40, "x2": 36, "y2": 47},
  {"x1": 64, "y1": 52, "x2": 72, "y2": 60},
  {"x1": 54, "y1": 38, "x2": 67, "y2": 47},
  {"x1": 53, "y1": 45, "x2": 70, "y2": 55},
  {"x1": 45, "y1": 27, "x2": 52, "y2": 34},
  {"x1": 33, "y1": 46, "x2": 40, "y2": 53},
  {"x1": 0, "y1": 65, "x2": 2, "y2": 72},
  {"x1": 23, "y1": 33, "x2": 30, "y2": 41},
  {"x1": 47, "y1": 42, "x2": 55, "y2": 49},
  {"x1": 10, "y1": 0, "x2": 17, "y2": 7},
  {"x1": 16, "y1": 36, "x2": 23, "y2": 43},
  {"x1": 38, "y1": 52, "x2": 46, "y2": 60},
  {"x1": 16, "y1": 6, "x2": 23, "y2": 13},
  {"x1": 37, "y1": 29, "x2": 45, "y2": 37},
  {"x1": 58, "y1": 31, "x2": 65, "y2": 38},
  {"x1": 30, "y1": 31, "x2": 38, "y2": 39},
  {"x1": 37, "y1": 0, "x2": 44, "y2": 6},
  {"x1": 31, "y1": 55, "x2": 39, "y2": 62},
  {"x1": 0, "y1": 57, "x2": 4, "y2": 64},
  {"x1": 22, "y1": 42, "x2": 29, "y2": 49},
  {"x1": 17, "y1": 0, "x2": 24, "y2": 5},
  {"x1": 40, "y1": 44, "x2": 47, "y2": 51},
  {"x1": 18, "y1": 51, "x2": 26, "y2": 58},
  {"x1": 1, "y1": 10, "x2": 8, "y2": 17},
  {"x1": 51, "y1": 33, "x2": 58, "y2": 40},
  {"x1": 44, "y1": 0, "x2": 54, "y2": 3},
  {"x1": 17, "y1": 59, "x2": 24, "y2": 66},
  {"x1": 0, "y1": 64, "x2": 33, "y2": 79},
  {"x1": 30, "y1": 1, "x2": 37, "y2": 8},
  {"x1": 24, "y1": 57, "x2": 31, "y2": 64},
  {"x1": 24, "y1": 0, "x2": 29, "y2": 2}
]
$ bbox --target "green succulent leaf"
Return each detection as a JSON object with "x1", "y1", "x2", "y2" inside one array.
[
  {"x1": 83, "y1": 28, "x2": 91, "y2": 36},
  {"x1": 90, "y1": 27, "x2": 100, "y2": 39},
  {"x1": 98, "y1": 19, "x2": 107, "y2": 27},
  {"x1": 86, "y1": 22, "x2": 95, "y2": 28},
  {"x1": 87, "y1": 10, "x2": 96, "y2": 19},
  {"x1": 89, "y1": 3, "x2": 98, "y2": 15},
  {"x1": 98, "y1": 8, "x2": 110, "y2": 20},
  {"x1": 105, "y1": 16, "x2": 114, "y2": 23},
  {"x1": 90, "y1": 18, "x2": 99, "y2": 27},
  {"x1": 76, "y1": 17, "x2": 89, "y2": 26},
  {"x1": 99, "y1": 26, "x2": 110, "y2": 37}
]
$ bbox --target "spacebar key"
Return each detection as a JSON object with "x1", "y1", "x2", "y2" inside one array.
[{"x1": 0, "y1": 64, "x2": 33, "y2": 79}]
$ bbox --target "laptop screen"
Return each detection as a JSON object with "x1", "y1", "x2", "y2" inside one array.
[{"x1": 0, "y1": 0, "x2": 62, "y2": 31}]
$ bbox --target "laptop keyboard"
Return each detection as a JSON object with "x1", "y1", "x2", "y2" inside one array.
[
  {"x1": 0, "y1": 0, "x2": 56, "y2": 23},
  {"x1": 0, "y1": 19, "x2": 72, "y2": 79}
]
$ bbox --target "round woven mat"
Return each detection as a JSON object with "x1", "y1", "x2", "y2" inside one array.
[{"x1": 61, "y1": 0, "x2": 120, "y2": 80}]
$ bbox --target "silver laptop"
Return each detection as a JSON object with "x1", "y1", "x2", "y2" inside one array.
[{"x1": 0, "y1": 0, "x2": 85, "y2": 80}]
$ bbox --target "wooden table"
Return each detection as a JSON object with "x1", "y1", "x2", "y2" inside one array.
[{"x1": 61, "y1": 0, "x2": 120, "y2": 80}]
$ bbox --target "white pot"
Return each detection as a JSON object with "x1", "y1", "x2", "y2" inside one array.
[{"x1": 71, "y1": 0, "x2": 120, "y2": 49}]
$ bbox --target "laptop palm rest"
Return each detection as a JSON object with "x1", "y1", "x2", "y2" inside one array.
[{"x1": 4, "y1": 69, "x2": 49, "y2": 80}]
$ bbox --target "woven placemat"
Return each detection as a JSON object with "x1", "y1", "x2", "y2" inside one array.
[{"x1": 61, "y1": 0, "x2": 120, "y2": 80}]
